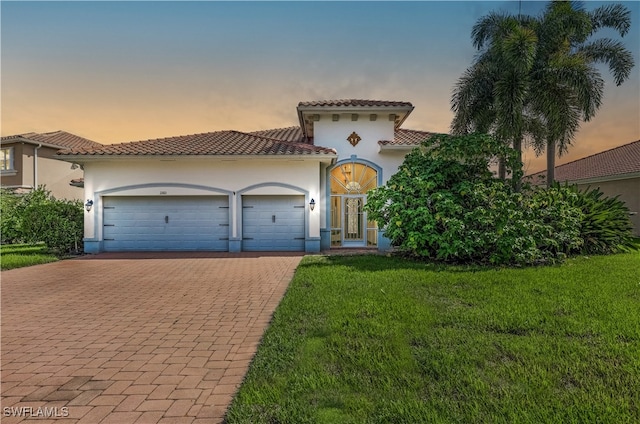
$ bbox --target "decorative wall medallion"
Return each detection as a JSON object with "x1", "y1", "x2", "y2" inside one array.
[{"x1": 347, "y1": 131, "x2": 362, "y2": 147}]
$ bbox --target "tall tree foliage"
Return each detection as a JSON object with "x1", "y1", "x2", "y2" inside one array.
[
  {"x1": 451, "y1": 12, "x2": 539, "y2": 181},
  {"x1": 534, "y1": 1, "x2": 634, "y2": 186},
  {"x1": 451, "y1": 1, "x2": 634, "y2": 187}
]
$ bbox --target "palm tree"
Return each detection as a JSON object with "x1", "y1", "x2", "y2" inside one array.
[
  {"x1": 532, "y1": 1, "x2": 634, "y2": 187},
  {"x1": 451, "y1": 1, "x2": 635, "y2": 188},
  {"x1": 451, "y1": 12, "x2": 541, "y2": 183}
]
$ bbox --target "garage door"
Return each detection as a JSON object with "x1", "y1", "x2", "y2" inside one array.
[
  {"x1": 103, "y1": 196, "x2": 229, "y2": 251},
  {"x1": 242, "y1": 195, "x2": 305, "y2": 251}
]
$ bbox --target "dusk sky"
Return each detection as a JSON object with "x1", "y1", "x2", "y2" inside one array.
[{"x1": 2, "y1": 1, "x2": 639, "y2": 174}]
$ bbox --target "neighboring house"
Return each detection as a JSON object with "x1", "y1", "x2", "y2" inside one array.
[
  {"x1": 1, "y1": 131, "x2": 102, "y2": 200},
  {"x1": 57, "y1": 99, "x2": 434, "y2": 253},
  {"x1": 527, "y1": 140, "x2": 640, "y2": 236}
]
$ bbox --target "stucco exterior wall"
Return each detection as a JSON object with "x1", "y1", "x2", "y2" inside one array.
[
  {"x1": 576, "y1": 177, "x2": 640, "y2": 236},
  {"x1": 0, "y1": 143, "x2": 23, "y2": 187},
  {"x1": 313, "y1": 117, "x2": 406, "y2": 182},
  {"x1": 82, "y1": 158, "x2": 323, "y2": 250},
  {"x1": 312, "y1": 115, "x2": 410, "y2": 250},
  {"x1": 38, "y1": 148, "x2": 85, "y2": 200},
  {"x1": 0, "y1": 143, "x2": 84, "y2": 200}
]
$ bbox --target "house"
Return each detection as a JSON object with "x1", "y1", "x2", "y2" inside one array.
[
  {"x1": 1, "y1": 131, "x2": 102, "y2": 200},
  {"x1": 527, "y1": 140, "x2": 640, "y2": 236},
  {"x1": 56, "y1": 99, "x2": 434, "y2": 253}
]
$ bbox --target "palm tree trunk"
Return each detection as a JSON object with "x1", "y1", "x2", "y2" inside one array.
[
  {"x1": 546, "y1": 140, "x2": 556, "y2": 188},
  {"x1": 513, "y1": 137, "x2": 523, "y2": 191},
  {"x1": 498, "y1": 159, "x2": 506, "y2": 180}
]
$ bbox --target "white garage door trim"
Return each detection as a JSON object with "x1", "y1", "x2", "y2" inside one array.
[{"x1": 103, "y1": 196, "x2": 229, "y2": 251}]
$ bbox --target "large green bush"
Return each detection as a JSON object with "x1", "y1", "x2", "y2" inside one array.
[
  {"x1": 1, "y1": 188, "x2": 23, "y2": 243},
  {"x1": 527, "y1": 184, "x2": 585, "y2": 256},
  {"x1": 366, "y1": 133, "x2": 637, "y2": 265},
  {"x1": 0, "y1": 187, "x2": 83, "y2": 253},
  {"x1": 365, "y1": 134, "x2": 584, "y2": 265}
]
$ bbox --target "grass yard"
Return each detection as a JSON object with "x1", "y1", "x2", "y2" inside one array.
[
  {"x1": 0, "y1": 243, "x2": 58, "y2": 270},
  {"x1": 227, "y1": 252, "x2": 640, "y2": 423}
]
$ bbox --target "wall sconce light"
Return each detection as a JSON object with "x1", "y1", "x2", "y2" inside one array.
[
  {"x1": 85, "y1": 199, "x2": 93, "y2": 212},
  {"x1": 309, "y1": 198, "x2": 316, "y2": 211}
]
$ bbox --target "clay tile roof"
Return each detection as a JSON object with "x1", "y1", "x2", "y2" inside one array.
[
  {"x1": 527, "y1": 140, "x2": 640, "y2": 182},
  {"x1": 1, "y1": 132, "x2": 38, "y2": 141},
  {"x1": 249, "y1": 126, "x2": 306, "y2": 143},
  {"x1": 58, "y1": 130, "x2": 336, "y2": 157},
  {"x1": 298, "y1": 99, "x2": 413, "y2": 108},
  {"x1": 379, "y1": 129, "x2": 437, "y2": 146},
  {"x1": 1, "y1": 130, "x2": 102, "y2": 150}
]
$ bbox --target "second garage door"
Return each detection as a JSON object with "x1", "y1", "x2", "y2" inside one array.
[
  {"x1": 103, "y1": 196, "x2": 229, "y2": 251},
  {"x1": 242, "y1": 195, "x2": 305, "y2": 251}
]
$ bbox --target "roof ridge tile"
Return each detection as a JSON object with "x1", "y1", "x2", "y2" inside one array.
[{"x1": 58, "y1": 128, "x2": 336, "y2": 156}]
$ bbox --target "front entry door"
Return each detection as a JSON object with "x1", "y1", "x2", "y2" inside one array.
[
  {"x1": 329, "y1": 162, "x2": 379, "y2": 248},
  {"x1": 342, "y1": 195, "x2": 366, "y2": 246}
]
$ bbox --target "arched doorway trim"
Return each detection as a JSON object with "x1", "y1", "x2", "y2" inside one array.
[{"x1": 326, "y1": 156, "x2": 382, "y2": 248}]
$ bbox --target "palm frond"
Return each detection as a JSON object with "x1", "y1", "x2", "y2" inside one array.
[
  {"x1": 451, "y1": 60, "x2": 497, "y2": 135},
  {"x1": 500, "y1": 26, "x2": 538, "y2": 73},
  {"x1": 522, "y1": 115, "x2": 547, "y2": 156},
  {"x1": 578, "y1": 38, "x2": 635, "y2": 85},
  {"x1": 471, "y1": 12, "x2": 517, "y2": 50},
  {"x1": 537, "y1": 53, "x2": 604, "y2": 120},
  {"x1": 588, "y1": 3, "x2": 631, "y2": 37}
]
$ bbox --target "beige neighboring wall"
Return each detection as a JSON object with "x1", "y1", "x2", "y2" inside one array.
[
  {"x1": 37, "y1": 146, "x2": 85, "y2": 200},
  {"x1": 576, "y1": 176, "x2": 640, "y2": 237},
  {"x1": 1, "y1": 143, "x2": 84, "y2": 200},
  {"x1": 527, "y1": 140, "x2": 640, "y2": 238}
]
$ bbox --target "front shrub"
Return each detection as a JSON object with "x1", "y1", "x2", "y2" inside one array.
[
  {"x1": 564, "y1": 185, "x2": 637, "y2": 254},
  {"x1": 0, "y1": 187, "x2": 84, "y2": 253},
  {"x1": 1, "y1": 188, "x2": 23, "y2": 244},
  {"x1": 528, "y1": 184, "x2": 584, "y2": 256},
  {"x1": 365, "y1": 134, "x2": 585, "y2": 266}
]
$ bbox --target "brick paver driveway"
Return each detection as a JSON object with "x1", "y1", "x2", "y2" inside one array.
[{"x1": 1, "y1": 252, "x2": 303, "y2": 423}]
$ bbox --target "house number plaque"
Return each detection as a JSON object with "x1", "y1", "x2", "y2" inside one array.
[{"x1": 347, "y1": 131, "x2": 362, "y2": 147}]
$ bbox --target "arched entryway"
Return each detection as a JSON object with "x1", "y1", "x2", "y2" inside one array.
[{"x1": 329, "y1": 162, "x2": 378, "y2": 247}]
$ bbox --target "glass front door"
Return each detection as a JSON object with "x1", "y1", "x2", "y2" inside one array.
[
  {"x1": 342, "y1": 196, "x2": 365, "y2": 245},
  {"x1": 329, "y1": 162, "x2": 378, "y2": 248}
]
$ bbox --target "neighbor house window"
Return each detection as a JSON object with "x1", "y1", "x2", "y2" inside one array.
[{"x1": 1, "y1": 147, "x2": 14, "y2": 172}]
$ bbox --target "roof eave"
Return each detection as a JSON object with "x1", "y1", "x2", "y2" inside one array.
[
  {"x1": 378, "y1": 144, "x2": 419, "y2": 152},
  {"x1": 297, "y1": 104, "x2": 414, "y2": 113},
  {"x1": 1, "y1": 137, "x2": 65, "y2": 150},
  {"x1": 394, "y1": 105, "x2": 415, "y2": 129},
  {"x1": 56, "y1": 153, "x2": 338, "y2": 164},
  {"x1": 297, "y1": 104, "x2": 415, "y2": 139},
  {"x1": 297, "y1": 108, "x2": 309, "y2": 141},
  {"x1": 561, "y1": 172, "x2": 640, "y2": 185}
]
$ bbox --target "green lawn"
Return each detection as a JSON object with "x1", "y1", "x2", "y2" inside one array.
[
  {"x1": 0, "y1": 243, "x2": 58, "y2": 270},
  {"x1": 227, "y1": 252, "x2": 640, "y2": 423}
]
